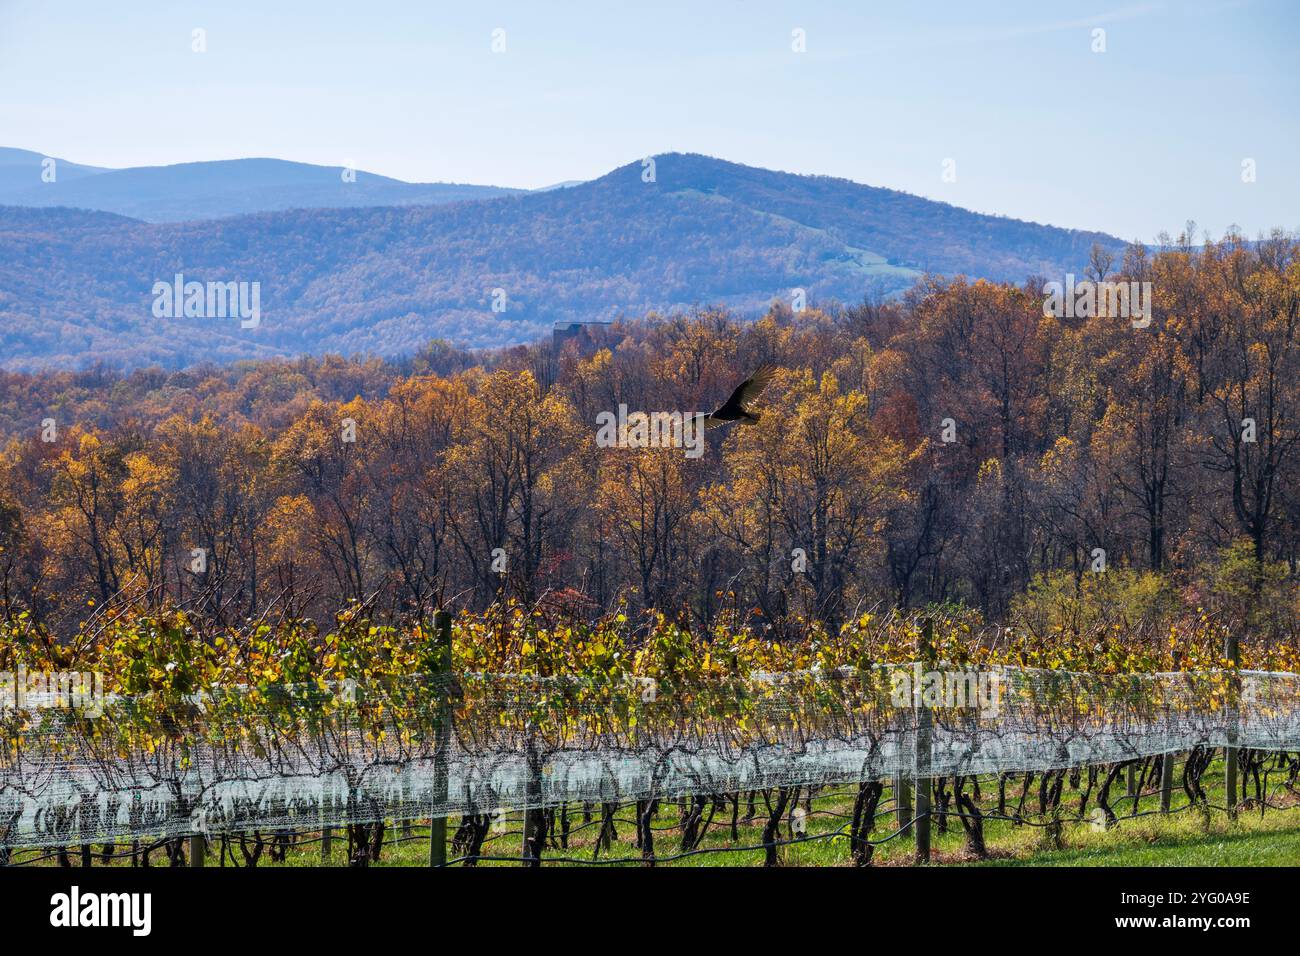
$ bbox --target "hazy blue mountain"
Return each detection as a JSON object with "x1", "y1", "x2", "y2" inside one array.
[
  {"x1": 0, "y1": 152, "x2": 1125, "y2": 370},
  {"x1": 0, "y1": 147, "x2": 111, "y2": 194},
  {"x1": 0, "y1": 151, "x2": 524, "y2": 222}
]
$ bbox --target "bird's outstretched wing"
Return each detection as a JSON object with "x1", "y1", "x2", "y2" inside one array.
[
  {"x1": 730, "y1": 363, "x2": 778, "y2": 409},
  {"x1": 705, "y1": 364, "x2": 780, "y2": 428}
]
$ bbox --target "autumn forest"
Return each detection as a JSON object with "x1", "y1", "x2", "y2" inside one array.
[{"x1": 1, "y1": 231, "x2": 1297, "y2": 648}]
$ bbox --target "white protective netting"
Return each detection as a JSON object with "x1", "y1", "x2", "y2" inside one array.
[{"x1": 1, "y1": 664, "x2": 1298, "y2": 849}]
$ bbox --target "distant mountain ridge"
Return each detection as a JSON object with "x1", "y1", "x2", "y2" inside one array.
[
  {"x1": 0, "y1": 152, "x2": 1126, "y2": 370},
  {"x1": 0, "y1": 148, "x2": 109, "y2": 193},
  {"x1": 0, "y1": 147, "x2": 523, "y2": 221}
]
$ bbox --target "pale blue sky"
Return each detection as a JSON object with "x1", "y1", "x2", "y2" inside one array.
[{"x1": 1, "y1": 0, "x2": 1295, "y2": 240}]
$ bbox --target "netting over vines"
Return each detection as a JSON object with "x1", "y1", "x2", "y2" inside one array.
[{"x1": 2, "y1": 664, "x2": 1298, "y2": 849}]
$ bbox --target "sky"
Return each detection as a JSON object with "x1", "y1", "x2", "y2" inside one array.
[{"x1": 0, "y1": 0, "x2": 1296, "y2": 241}]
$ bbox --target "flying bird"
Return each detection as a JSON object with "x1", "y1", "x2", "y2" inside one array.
[{"x1": 704, "y1": 364, "x2": 778, "y2": 428}]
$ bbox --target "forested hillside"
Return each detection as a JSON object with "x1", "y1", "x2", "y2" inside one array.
[
  {"x1": 1, "y1": 230, "x2": 1295, "y2": 641},
  {"x1": 0, "y1": 153, "x2": 1124, "y2": 369}
]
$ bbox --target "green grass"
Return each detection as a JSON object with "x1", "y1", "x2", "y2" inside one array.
[{"x1": 982, "y1": 827, "x2": 1300, "y2": 866}]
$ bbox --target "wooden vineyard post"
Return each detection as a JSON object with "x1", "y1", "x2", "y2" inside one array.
[
  {"x1": 914, "y1": 619, "x2": 934, "y2": 864},
  {"x1": 429, "y1": 609, "x2": 453, "y2": 866},
  {"x1": 188, "y1": 833, "x2": 205, "y2": 867},
  {"x1": 321, "y1": 798, "x2": 332, "y2": 862},
  {"x1": 1224, "y1": 630, "x2": 1240, "y2": 821},
  {"x1": 1160, "y1": 650, "x2": 1180, "y2": 813},
  {"x1": 521, "y1": 734, "x2": 545, "y2": 867},
  {"x1": 896, "y1": 774, "x2": 913, "y2": 837}
]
